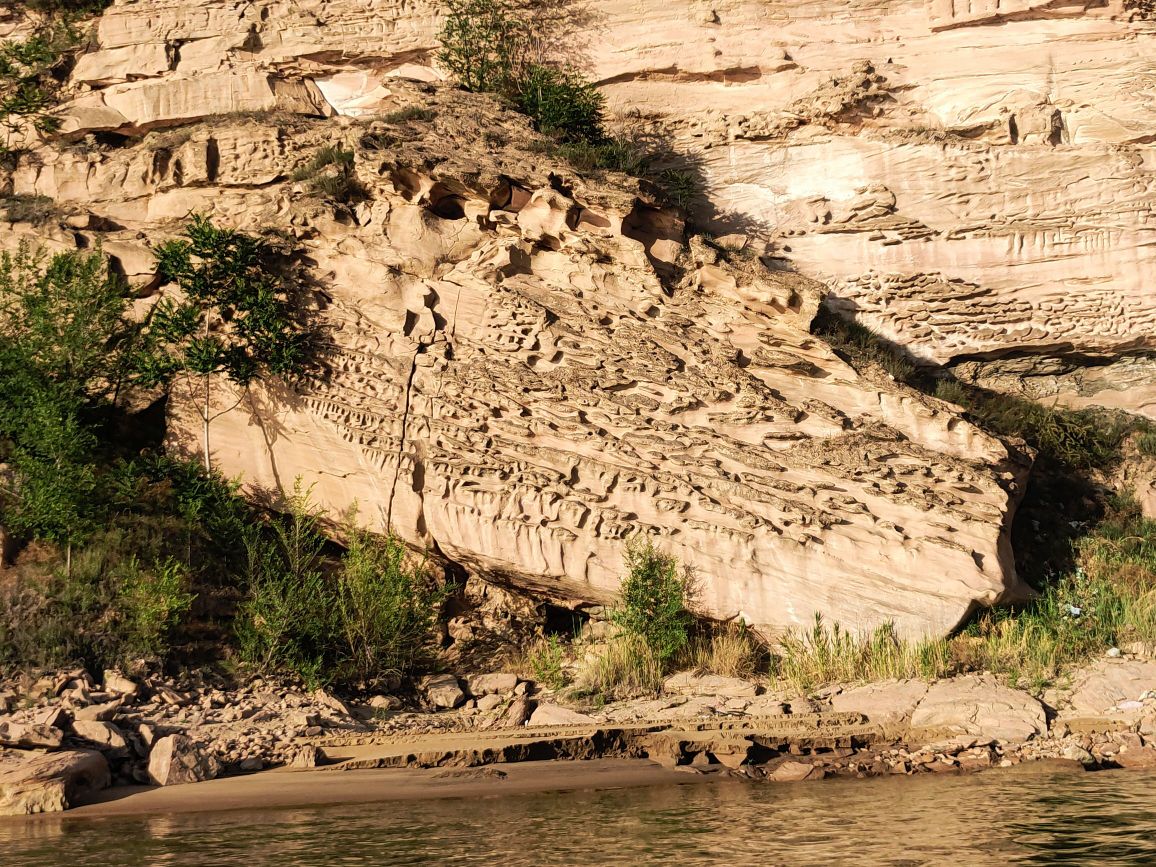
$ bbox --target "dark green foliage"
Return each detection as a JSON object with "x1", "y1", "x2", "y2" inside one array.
[
  {"x1": 612, "y1": 538, "x2": 693, "y2": 665},
  {"x1": 0, "y1": 245, "x2": 129, "y2": 548},
  {"x1": 380, "y1": 106, "x2": 437, "y2": 124},
  {"x1": 292, "y1": 145, "x2": 363, "y2": 204},
  {"x1": 0, "y1": 546, "x2": 194, "y2": 673},
  {"x1": 237, "y1": 484, "x2": 333, "y2": 685},
  {"x1": 137, "y1": 215, "x2": 313, "y2": 468},
  {"x1": 438, "y1": 1, "x2": 609, "y2": 145},
  {"x1": 334, "y1": 527, "x2": 443, "y2": 687},
  {"x1": 813, "y1": 305, "x2": 1140, "y2": 472},
  {"x1": 238, "y1": 485, "x2": 443, "y2": 689},
  {"x1": 933, "y1": 380, "x2": 1134, "y2": 471},
  {"x1": 534, "y1": 135, "x2": 650, "y2": 175},
  {"x1": 23, "y1": 0, "x2": 114, "y2": 13},
  {"x1": 140, "y1": 215, "x2": 309, "y2": 388},
  {"x1": 811, "y1": 306, "x2": 917, "y2": 384},
  {"x1": 437, "y1": 0, "x2": 530, "y2": 94},
  {"x1": 1, "y1": 194, "x2": 56, "y2": 223},
  {"x1": 516, "y1": 63, "x2": 604, "y2": 143}
]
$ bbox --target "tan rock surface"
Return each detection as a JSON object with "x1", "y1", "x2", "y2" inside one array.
[
  {"x1": 909, "y1": 675, "x2": 1046, "y2": 743},
  {"x1": 830, "y1": 679, "x2": 929, "y2": 732},
  {"x1": 1, "y1": 4, "x2": 1058, "y2": 639},
  {"x1": 0, "y1": 749, "x2": 110, "y2": 816},
  {"x1": 47, "y1": 0, "x2": 1156, "y2": 371},
  {"x1": 1065, "y1": 659, "x2": 1156, "y2": 715},
  {"x1": 3, "y1": 71, "x2": 1032, "y2": 638}
]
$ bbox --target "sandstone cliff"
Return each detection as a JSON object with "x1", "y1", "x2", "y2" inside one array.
[
  {"x1": 0, "y1": 0, "x2": 1082, "y2": 638},
  {"x1": 37, "y1": 0, "x2": 1156, "y2": 396}
]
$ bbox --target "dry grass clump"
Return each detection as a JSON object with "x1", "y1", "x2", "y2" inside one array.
[
  {"x1": 576, "y1": 634, "x2": 663, "y2": 698},
  {"x1": 776, "y1": 616, "x2": 953, "y2": 693},
  {"x1": 688, "y1": 623, "x2": 762, "y2": 679}
]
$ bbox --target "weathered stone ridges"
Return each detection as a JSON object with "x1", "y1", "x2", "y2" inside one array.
[
  {"x1": 48, "y1": 0, "x2": 1156, "y2": 373},
  {"x1": 122, "y1": 97, "x2": 1028, "y2": 639},
  {"x1": 5, "y1": 4, "x2": 1040, "y2": 637}
]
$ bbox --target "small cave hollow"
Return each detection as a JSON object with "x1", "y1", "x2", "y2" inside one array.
[
  {"x1": 428, "y1": 182, "x2": 467, "y2": 220},
  {"x1": 543, "y1": 603, "x2": 589, "y2": 638}
]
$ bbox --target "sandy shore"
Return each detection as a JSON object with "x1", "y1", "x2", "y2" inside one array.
[{"x1": 63, "y1": 758, "x2": 720, "y2": 818}]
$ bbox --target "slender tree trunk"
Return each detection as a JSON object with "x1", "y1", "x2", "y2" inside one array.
[
  {"x1": 203, "y1": 372, "x2": 211, "y2": 472},
  {"x1": 202, "y1": 310, "x2": 212, "y2": 472}
]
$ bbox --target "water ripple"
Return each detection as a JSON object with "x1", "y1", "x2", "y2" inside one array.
[{"x1": 2, "y1": 765, "x2": 1155, "y2": 866}]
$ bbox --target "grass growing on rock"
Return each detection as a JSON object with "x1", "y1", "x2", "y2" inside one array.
[{"x1": 774, "y1": 499, "x2": 1156, "y2": 694}]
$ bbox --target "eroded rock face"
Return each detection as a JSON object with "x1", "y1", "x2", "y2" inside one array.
[
  {"x1": 0, "y1": 6, "x2": 1043, "y2": 639},
  {"x1": 51, "y1": 0, "x2": 1156, "y2": 371}
]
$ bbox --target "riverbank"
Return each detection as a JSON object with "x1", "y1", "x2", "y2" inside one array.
[{"x1": 2, "y1": 653, "x2": 1155, "y2": 818}]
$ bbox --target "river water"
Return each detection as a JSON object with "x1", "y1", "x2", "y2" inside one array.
[{"x1": 3, "y1": 765, "x2": 1155, "y2": 866}]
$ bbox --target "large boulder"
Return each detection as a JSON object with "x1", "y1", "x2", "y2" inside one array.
[
  {"x1": 147, "y1": 735, "x2": 221, "y2": 786},
  {"x1": 71, "y1": 720, "x2": 129, "y2": 752},
  {"x1": 909, "y1": 676, "x2": 1046, "y2": 743},
  {"x1": 527, "y1": 703, "x2": 597, "y2": 727},
  {"x1": 421, "y1": 675, "x2": 466, "y2": 710},
  {"x1": 467, "y1": 673, "x2": 519, "y2": 697},
  {"x1": 0, "y1": 749, "x2": 110, "y2": 816}
]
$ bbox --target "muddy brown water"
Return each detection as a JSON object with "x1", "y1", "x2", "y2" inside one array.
[{"x1": 2, "y1": 764, "x2": 1155, "y2": 865}]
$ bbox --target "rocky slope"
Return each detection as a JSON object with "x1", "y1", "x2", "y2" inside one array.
[
  {"x1": 36, "y1": 0, "x2": 1156, "y2": 403},
  {"x1": 5, "y1": 655, "x2": 1156, "y2": 815},
  {"x1": 0, "y1": 1, "x2": 1057, "y2": 638}
]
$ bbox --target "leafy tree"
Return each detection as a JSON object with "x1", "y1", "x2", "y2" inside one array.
[
  {"x1": 613, "y1": 538, "x2": 694, "y2": 665},
  {"x1": 0, "y1": 244, "x2": 129, "y2": 567},
  {"x1": 437, "y1": 0, "x2": 532, "y2": 94},
  {"x1": 137, "y1": 215, "x2": 311, "y2": 470}
]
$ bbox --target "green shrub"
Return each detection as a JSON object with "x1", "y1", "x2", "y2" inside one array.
[
  {"x1": 523, "y1": 634, "x2": 567, "y2": 689},
  {"x1": 1135, "y1": 428, "x2": 1156, "y2": 457},
  {"x1": 960, "y1": 500, "x2": 1156, "y2": 688},
  {"x1": 291, "y1": 145, "x2": 363, "y2": 203},
  {"x1": 535, "y1": 135, "x2": 651, "y2": 176},
  {"x1": 0, "y1": 20, "x2": 82, "y2": 152},
  {"x1": 812, "y1": 306, "x2": 916, "y2": 383},
  {"x1": 437, "y1": 0, "x2": 530, "y2": 94},
  {"x1": 237, "y1": 483, "x2": 443, "y2": 688},
  {"x1": 236, "y1": 483, "x2": 333, "y2": 685},
  {"x1": 138, "y1": 215, "x2": 314, "y2": 469},
  {"x1": 114, "y1": 557, "x2": 195, "y2": 660},
  {"x1": 380, "y1": 106, "x2": 437, "y2": 124},
  {"x1": 334, "y1": 528, "x2": 442, "y2": 688},
  {"x1": 612, "y1": 538, "x2": 693, "y2": 665},
  {"x1": 655, "y1": 168, "x2": 701, "y2": 210},
  {"x1": 0, "y1": 550, "x2": 195, "y2": 674},
  {"x1": 517, "y1": 63, "x2": 604, "y2": 142},
  {"x1": 933, "y1": 380, "x2": 1132, "y2": 471}
]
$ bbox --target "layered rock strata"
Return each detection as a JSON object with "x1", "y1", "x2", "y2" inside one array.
[
  {"x1": 41, "y1": 0, "x2": 1156, "y2": 370},
  {"x1": 0, "y1": 4, "x2": 1047, "y2": 636}
]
